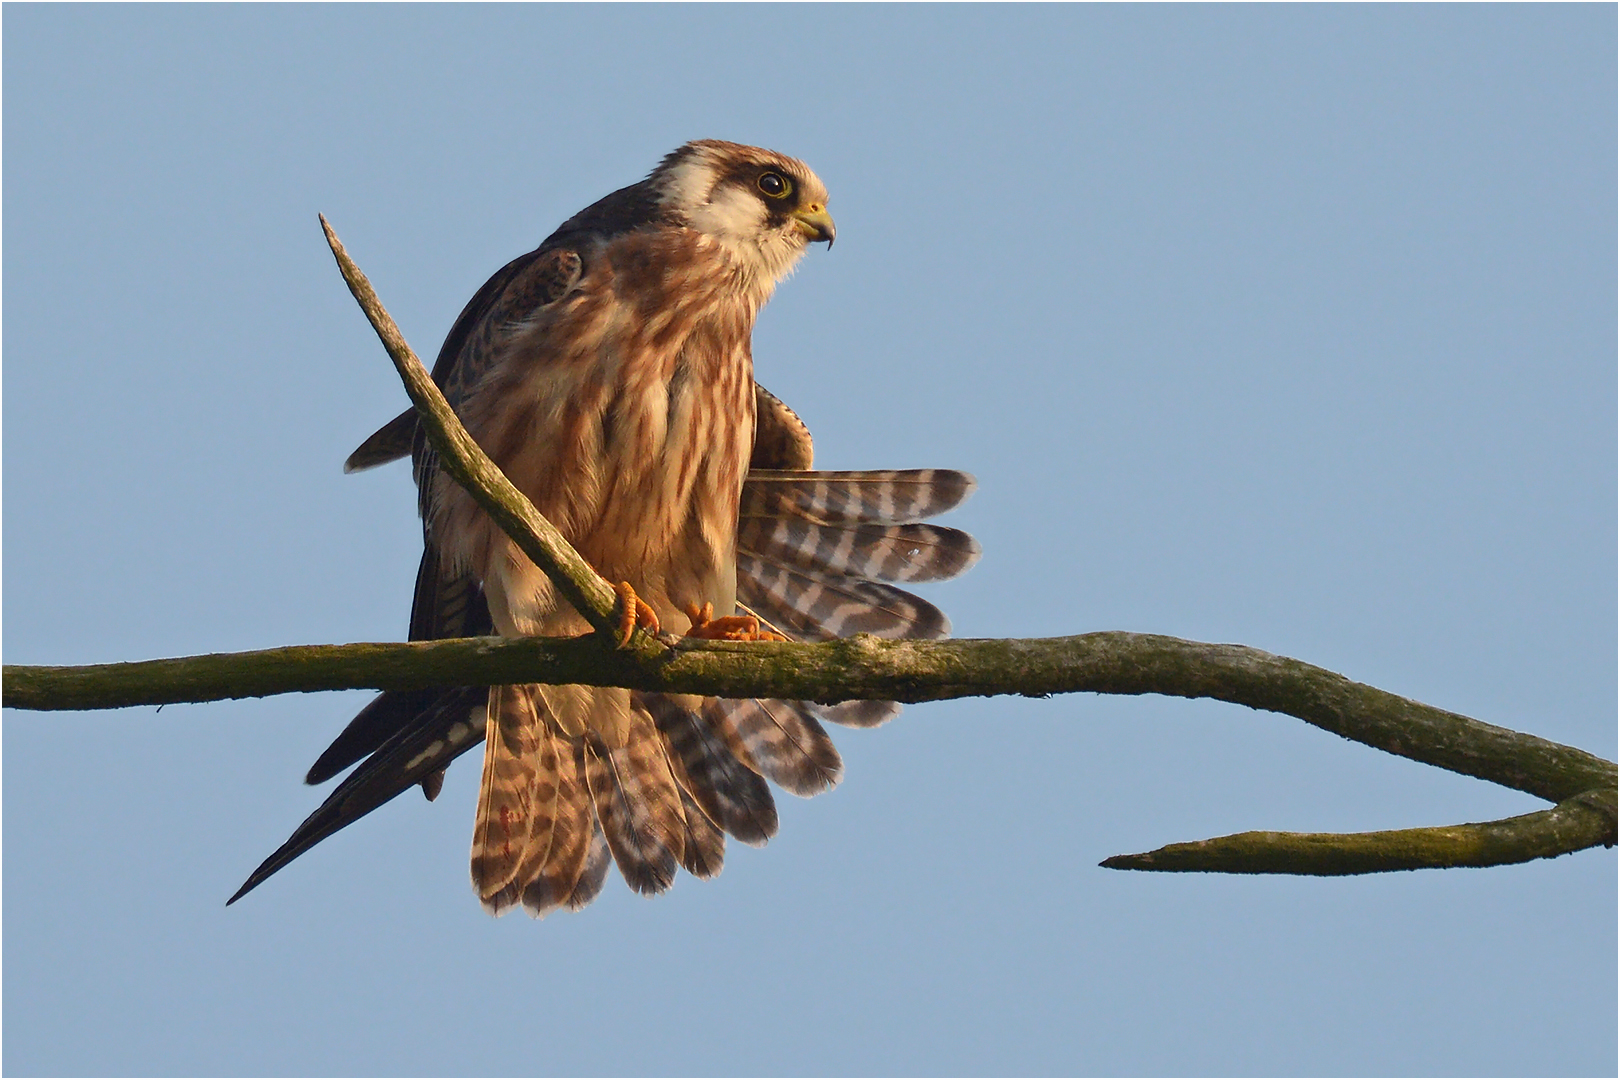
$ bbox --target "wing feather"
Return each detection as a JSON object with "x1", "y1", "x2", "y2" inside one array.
[
  {"x1": 737, "y1": 551, "x2": 951, "y2": 642},
  {"x1": 344, "y1": 408, "x2": 417, "y2": 474},
  {"x1": 750, "y1": 384, "x2": 814, "y2": 470},
  {"x1": 739, "y1": 518, "x2": 981, "y2": 584},
  {"x1": 305, "y1": 548, "x2": 490, "y2": 787},
  {"x1": 228, "y1": 686, "x2": 487, "y2": 904},
  {"x1": 343, "y1": 244, "x2": 566, "y2": 473},
  {"x1": 739, "y1": 469, "x2": 977, "y2": 526}
]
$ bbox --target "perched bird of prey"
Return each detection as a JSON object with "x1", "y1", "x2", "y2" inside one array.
[{"x1": 232, "y1": 140, "x2": 980, "y2": 915}]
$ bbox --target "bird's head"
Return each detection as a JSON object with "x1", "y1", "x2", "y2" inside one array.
[{"x1": 652, "y1": 140, "x2": 834, "y2": 285}]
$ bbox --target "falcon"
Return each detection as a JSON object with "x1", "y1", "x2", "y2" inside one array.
[{"x1": 231, "y1": 140, "x2": 981, "y2": 915}]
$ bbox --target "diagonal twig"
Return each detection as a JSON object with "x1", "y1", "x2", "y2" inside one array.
[{"x1": 317, "y1": 214, "x2": 630, "y2": 644}]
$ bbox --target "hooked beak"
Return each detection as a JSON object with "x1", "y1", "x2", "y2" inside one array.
[{"x1": 791, "y1": 204, "x2": 836, "y2": 248}]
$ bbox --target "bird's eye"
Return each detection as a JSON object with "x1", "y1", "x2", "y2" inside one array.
[{"x1": 757, "y1": 171, "x2": 792, "y2": 199}]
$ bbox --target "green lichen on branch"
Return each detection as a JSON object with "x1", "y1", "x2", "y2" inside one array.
[{"x1": 5, "y1": 632, "x2": 1613, "y2": 810}]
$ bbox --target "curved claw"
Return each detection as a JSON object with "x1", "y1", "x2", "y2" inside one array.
[{"x1": 615, "y1": 581, "x2": 659, "y2": 648}]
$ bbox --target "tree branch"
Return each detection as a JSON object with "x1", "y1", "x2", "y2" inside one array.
[
  {"x1": 7, "y1": 631, "x2": 1613, "y2": 871},
  {"x1": 5, "y1": 631, "x2": 1612, "y2": 803},
  {"x1": 4, "y1": 217, "x2": 1612, "y2": 879},
  {"x1": 1101, "y1": 788, "x2": 1617, "y2": 874}
]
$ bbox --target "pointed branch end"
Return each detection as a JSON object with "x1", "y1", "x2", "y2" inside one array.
[
  {"x1": 1099, "y1": 793, "x2": 1616, "y2": 876},
  {"x1": 318, "y1": 213, "x2": 341, "y2": 257}
]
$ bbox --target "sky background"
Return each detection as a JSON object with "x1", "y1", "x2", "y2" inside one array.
[{"x1": 4, "y1": 5, "x2": 1614, "y2": 1076}]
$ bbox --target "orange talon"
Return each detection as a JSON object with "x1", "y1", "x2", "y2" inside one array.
[
  {"x1": 614, "y1": 581, "x2": 659, "y2": 648},
  {"x1": 684, "y1": 603, "x2": 790, "y2": 642}
]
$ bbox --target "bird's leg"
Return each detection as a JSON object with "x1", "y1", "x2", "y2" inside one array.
[
  {"x1": 683, "y1": 601, "x2": 789, "y2": 642},
  {"x1": 614, "y1": 581, "x2": 660, "y2": 647}
]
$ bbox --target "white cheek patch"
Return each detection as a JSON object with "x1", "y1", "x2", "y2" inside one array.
[
  {"x1": 688, "y1": 184, "x2": 768, "y2": 245},
  {"x1": 691, "y1": 184, "x2": 809, "y2": 285},
  {"x1": 658, "y1": 156, "x2": 720, "y2": 214}
]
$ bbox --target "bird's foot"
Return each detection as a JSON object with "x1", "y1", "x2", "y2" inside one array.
[
  {"x1": 683, "y1": 602, "x2": 789, "y2": 642},
  {"x1": 614, "y1": 581, "x2": 660, "y2": 647}
]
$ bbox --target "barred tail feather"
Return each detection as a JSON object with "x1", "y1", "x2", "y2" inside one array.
[
  {"x1": 584, "y1": 707, "x2": 685, "y2": 896},
  {"x1": 643, "y1": 704, "x2": 728, "y2": 879},
  {"x1": 640, "y1": 693, "x2": 778, "y2": 846},
  {"x1": 812, "y1": 699, "x2": 904, "y2": 729},
  {"x1": 706, "y1": 698, "x2": 843, "y2": 797},
  {"x1": 518, "y1": 740, "x2": 594, "y2": 918},
  {"x1": 565, "y1": 819, "x2": 613, "y2": 911},
  {"x1": 673, "y1": 777, "x2": 726, "y2": 880},
  {"x1": 471, "y1": 684, "x2": 547, "y2": 906}
]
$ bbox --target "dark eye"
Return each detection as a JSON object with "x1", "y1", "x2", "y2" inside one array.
[{"x1": 757, "y1": 171, "x2": 791, "y2": 199}]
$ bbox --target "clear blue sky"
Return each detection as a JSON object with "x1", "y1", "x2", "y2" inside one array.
[{"x1": 5, "y1": 6, "x2": 1614, "y2": 1075}]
